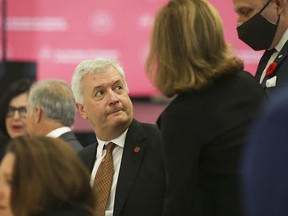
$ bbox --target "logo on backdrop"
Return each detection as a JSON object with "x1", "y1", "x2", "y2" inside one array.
[
  {"x1": 138, "y1": 13, "x2": 154, "y2": 30},
  {"x1": 38, "y1": 47, "x2": 120, "y2": 64},
  {"x1": 7, "y1": 17, "x2": 68, "y2": 31},
  {"x1": 89, "y1": 10, "x2": 115, "y2": 36}
]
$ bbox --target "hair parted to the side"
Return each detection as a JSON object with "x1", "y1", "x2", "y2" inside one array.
[
  {"x1": 6, "y1": 136, "x2": 95, "y2": 216},
  {"x1": 72, "y1": 58, "x2": 128, "y2": 104},
  {"x1": 146, "y1": 0, "x2": 243, "y2": 97}
]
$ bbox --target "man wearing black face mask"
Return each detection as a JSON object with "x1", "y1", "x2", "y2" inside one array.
[{"x1": 233, "y1": 0, "x2": 288, "y2": 98}]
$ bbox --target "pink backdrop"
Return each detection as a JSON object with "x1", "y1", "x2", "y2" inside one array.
[{"x1": 2, "y1": 0, "x2": 262, "y2": 97}]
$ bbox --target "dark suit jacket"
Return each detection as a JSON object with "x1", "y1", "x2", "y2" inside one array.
[
  {"x1": 78, "y1": 119, "x2": 165, "y2": 216},
  {"x1": 59, "y1": 131, "x2": 83, "y2": 152},
  {"x1": 157, "y1": 71, "x2": 266, "y2": 216},
  {"x1": 255, "y1": 40, "x2": 288, "y2": 98},
  {"x1": 242, "y1": 86, "x2": 288, "y2": 216}
]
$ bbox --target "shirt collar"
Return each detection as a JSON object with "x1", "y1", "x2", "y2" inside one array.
[
  {"x1": 46, "y1": 127, "x2": 71, "y2": 138},
  {"x1": 97, "y1": 128, "x2": 128, "y2": 149}
]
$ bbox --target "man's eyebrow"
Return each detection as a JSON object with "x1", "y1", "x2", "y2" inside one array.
[
  {"x1": 113, "y1": 80, "x2": 122, "y2": 85},
  {"x1": 236, "y1": 6, "x2": 251, "y2": 13},
  {"x1": 234, "y1": 6, "x2": 241, "y2": 13}
]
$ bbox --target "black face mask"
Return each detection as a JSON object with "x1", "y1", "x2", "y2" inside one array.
[{"x1": 237, "y1": 0, "x2": 279, "y2": 51}]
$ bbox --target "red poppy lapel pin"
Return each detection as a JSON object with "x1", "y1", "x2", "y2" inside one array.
[
  {"x1": 266, "y1": 62, "x2": 277, "y2": 76},
  {"x1": 134, "y1": 146, "x2": 140, "y2": 153}
]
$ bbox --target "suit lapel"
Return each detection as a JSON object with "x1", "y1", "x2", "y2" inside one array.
[
  {"x1": 113, "y1": 119, "x2": 147, "y2": 216},
  {"x1": 272, "y1": 40, "x2": 288, "y2": 69},
  {"x1": 82, "y1": 142, "x2": 98, "y2": 172},
  {"x1": 261, "y1": 40, "x2": 288, "y2": 88}
]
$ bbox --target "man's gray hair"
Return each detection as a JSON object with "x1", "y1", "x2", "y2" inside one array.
[
  {"x1": 28, "y1": 79, "x2": 76, "y2": 126},
  {"x1": 71, "y1": 58, "x2": 128, "y2": 104}
]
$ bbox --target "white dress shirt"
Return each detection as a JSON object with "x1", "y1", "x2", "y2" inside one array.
[
  {"x1": 46, "y1": 126, "x2": 71, "y2": 137},
  {"x1": 90, "y1": 129, "x2": 128, "y2": 216}
]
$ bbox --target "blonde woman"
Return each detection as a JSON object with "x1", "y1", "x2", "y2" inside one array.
[{"x1": 146, "y1": 0, "x2": 266, "y2": 215}]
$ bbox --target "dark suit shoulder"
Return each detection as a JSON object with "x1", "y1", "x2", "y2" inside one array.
[
  {"x1": 127, "y1": 120, "x2": 161, "y2": 147},
  {"x1": 78, "y1": 143, "x2": 97, "y2": 158},
  {"x1": 130, "y1": 119, "x2": 160, "y2": 135},
  {"x1": 59, "y1": 131, "x2": 83, "y2": 152},
  {"x1": 78, "y1": 143, "x2": 97, "y2": 172}
]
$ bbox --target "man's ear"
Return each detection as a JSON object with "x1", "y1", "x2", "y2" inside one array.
[
  {"x1": 34, "y1": 106, "x2": 43, "y2": 123},
  {"x1": 76, "y1": 103, "x2": 88, "y2": 120},
  {"x1": 276, "y1": 0, "x2": 285, "y2": 14}
]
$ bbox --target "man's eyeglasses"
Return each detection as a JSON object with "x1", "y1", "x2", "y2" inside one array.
[{"x1": 6, "y1": 106, "x2": 27, "y2": 118}]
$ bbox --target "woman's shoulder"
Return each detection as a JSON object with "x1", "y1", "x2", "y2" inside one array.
[
  {"x1": 233, "y1": 71, "x2": 264, "y2": 89},
  {"x1": 236, "y1": 70, "x2": 255, "y2": 80},
  {"x1": 214, "y1": 70, "x2": 261, "y2": 90}
]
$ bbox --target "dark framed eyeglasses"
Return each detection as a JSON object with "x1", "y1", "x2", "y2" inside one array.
[{"x1": 6, "y1": 106, "x2": 27, "y2": 118}]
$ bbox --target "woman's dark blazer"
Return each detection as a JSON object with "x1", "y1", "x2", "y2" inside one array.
[{"x1": 158, "y1": 71, "x2": 266, "y2": 216}]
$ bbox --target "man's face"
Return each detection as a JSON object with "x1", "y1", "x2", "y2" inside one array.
[
  {"x1": 233, "y1": 0, "x2": 272, "y2": 26},
  {"x1": 76, "y1": 67, "x2": 133, "y2": 141}
]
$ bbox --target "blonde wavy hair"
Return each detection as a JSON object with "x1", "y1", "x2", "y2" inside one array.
[{"x1": 146, "y1": 0, "x2": 243, "y2": 97}]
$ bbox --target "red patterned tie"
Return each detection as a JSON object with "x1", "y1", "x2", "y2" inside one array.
[{"x1": 93, "y1": 142, "x2": 115, "y2": 216}]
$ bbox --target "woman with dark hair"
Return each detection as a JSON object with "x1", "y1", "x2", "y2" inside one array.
[
  {"x1": 0, "y1": 79, "x2": 33, "y2": 160},
  {"x1": 0, "y1": 136, "x2": 95, "y2": 216}
]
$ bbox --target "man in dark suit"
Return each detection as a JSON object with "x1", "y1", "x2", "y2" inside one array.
[
  {"x1": 242, "y1": 85, "x2": 288, "y2": 216},
  {"x1": 25, "y1": 79, "x2": 83, "y2": 152},
  {"x1": 71, "y1": 58, "x2": 165, "y2": 216},
  {"x1": 232, "y1": 0, "x2": 288, "y2": 98}
]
